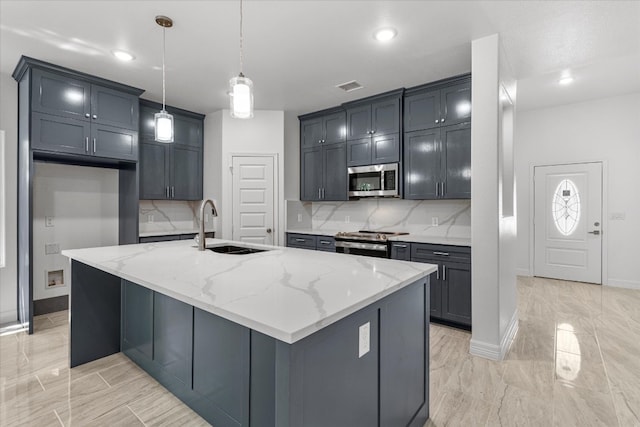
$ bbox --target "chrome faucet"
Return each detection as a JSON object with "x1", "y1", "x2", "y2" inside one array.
[{"x1": 198, "y1": 199, "x2": 218, "y2": 251}]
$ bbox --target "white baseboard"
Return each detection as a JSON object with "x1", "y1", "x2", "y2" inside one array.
[
  {"x1": 470, "y1": 309, "x2": 519, "y2": 361},
  {"x1": 0, "y1": 309, "x2": 18, "y2": 325},
  {"x1": 605, "y1": 279, "x2": 640, "y2": 290},
  {"x1": 515, "y1": 268, "x2": 531, "y2": 277}
]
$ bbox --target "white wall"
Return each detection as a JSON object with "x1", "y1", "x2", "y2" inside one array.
[
  {"x1": 32, "y1": 163, "x2": 118, "y2": 300},
  {"x1": 0, "y1": 73, "x2": 17, "y2": 324},
  {"x1": 284, "y1": 111, "x2": 300, "y2": 200},
  {"x1": 515, "y1": 93, "x2": 640, "y2": 289},
  {"x1": 204, "y1": 110, "x2": 285, "y2": 245},
  {"x1": 470, "y1": 34, "x2": 518, "y2": 361}
]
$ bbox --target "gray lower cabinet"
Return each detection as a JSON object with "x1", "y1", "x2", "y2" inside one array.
[
  {"x1": 404, "y1": 122, "x2": 470, "y2": 200},
  {"x1": 154, "y1": 293, "x2": 193, "y2": 388},
  {"x1": 139, "y1": 100, "x2": 204, "y2": 201},
  {"x1": 286, "y1": 233, "x2": 335, "y2": 252},
  {"x1": 409, "y1": 243, "x2": 471, "y2": 328},
  {"x1": 390, "y1": 242, "x2": 412, "y2": 260},
  {"x1": 138, "y1": 232, "x2": 212, "y2": 243},
  {"x1": 122, "y1": 281, "x2": 153, "y2": 361}
]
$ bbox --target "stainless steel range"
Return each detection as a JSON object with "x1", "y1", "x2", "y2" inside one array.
[{"x1": 334, "y1": 230, "x2": 409, "y2": 258}]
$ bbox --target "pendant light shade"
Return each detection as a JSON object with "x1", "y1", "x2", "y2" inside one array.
[
  {"x1": 230, "y1": 0, "x2": 254, "y2": 119},
  {"x1": 229, "y1": 73, "x2": 253, "y2": 119},
  {"x1": 155, "y1": 15, "x2": 174, "y2": 142}
]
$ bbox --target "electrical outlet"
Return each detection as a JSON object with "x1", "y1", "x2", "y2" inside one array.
[
  {"x1": 147, "y1": 214, "x2": 154, "y2": 223},
  {"x1": 297, "y1": 213, "x2": 302, "y2": 222},
  {"x1": 432, "y1": 217, "x2": 439, "y2": 226},
  {"x1": 345, "y1": 216, "x2": 350, "y2": 223},
  {"x1": 358, "y1": 322, "x2": 370, "y2": 358},
  {"x1": 45, "y1": 216, "x2": 54, "y2": 227},
  {"x1": 45, "y1": 243, "x2": 60, "y2": 255}
]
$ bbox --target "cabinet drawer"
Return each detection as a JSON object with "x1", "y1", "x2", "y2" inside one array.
[
  {"x1": 411, "y1": 243, "x2": 470, "y2": 264},
  {"x1": 390, "y1": 242, "x2": 411, "y2": 260},
  {"x1": 316, "y1": 236, "x2": 336, "y2": 252},
  {"x1": 287, "y1": 233, "x2": 317, "y2": 249}
]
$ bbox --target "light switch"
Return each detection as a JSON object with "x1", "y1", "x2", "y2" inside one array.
[
  {"x1": 358, "y1": 322, "x2": 370, "y2": 358},
  {"x1": 147, "y1": 214, "x2": 154, "y2": 223}
]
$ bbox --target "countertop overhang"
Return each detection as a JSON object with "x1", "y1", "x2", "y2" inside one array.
[{"x1": 63, "y1": 239, "x2": 436, "y2": 344}]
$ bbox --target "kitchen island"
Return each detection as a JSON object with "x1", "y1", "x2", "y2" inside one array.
[{"x1": 63, "y1": 239, "x2": 436, "y2": 427}]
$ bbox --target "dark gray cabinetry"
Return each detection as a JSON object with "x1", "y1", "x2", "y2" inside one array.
[
  {"x1": 139, "y1": 100, "x2": 204, "y2": 201},
  {"x1": 286, "y1": 233, "x2": 336, "y2": 252},
  {"x1": 441, "y1": 123, "x2": 472, "y2": 199},
  {"x1": 410, "y1": 243, "x2": 471, "y2": 328},
  {"x1": 122, "y1": 281, "x2": 153, "y2": 361},
  {"x1": 299, "y1": 109, "x2": 348, "y2": 201},
  {"x1": 404, "y1": 78, "x2": 471, "y2": 131},
  {"x1": 138, "y1": 232, "x2": 213, "y2": 243},
  {"x1": 154, "y1": 293, "x2": 193, "y2": 388},
  {"x1": 345, "y1": 91, "x2": 402, "y2": 166},
  {"x1": 390, "y1": 242, "x2": 412, "y2": 260}
]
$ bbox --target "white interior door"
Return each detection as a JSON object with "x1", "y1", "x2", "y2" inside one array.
[
  {"x1": 232, "y1": 156, "x2": 276, "y2": 245},
  {"x1": 534, "y1": 163, "x2": 602, "y2": 284}
]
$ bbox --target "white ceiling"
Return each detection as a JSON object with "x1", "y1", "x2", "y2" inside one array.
[{"x1": 1, "y1": 1, "x2": 639, "y2": 115}]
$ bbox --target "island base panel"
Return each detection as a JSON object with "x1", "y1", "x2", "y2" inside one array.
[{"x1": 70, "y1": 260, "x2": 121, "y2": 367}]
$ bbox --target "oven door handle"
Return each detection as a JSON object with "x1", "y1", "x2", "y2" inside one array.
[{"x1": 335, "y1": 241, "x2": 388, "y2": 252}]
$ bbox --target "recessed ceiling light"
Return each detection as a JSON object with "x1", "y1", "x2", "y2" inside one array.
[
  {"x1": 112, "y1": 50, "x2": 135, "y2": 61},
  {"x1": 374, "y1": 27, "x2": 397, "y2": 42},
  {"x1": 558, "y1": 71, "x2": 573, "y2": 85}
]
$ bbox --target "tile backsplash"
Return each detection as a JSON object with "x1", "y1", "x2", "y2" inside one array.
[
  {"x1": 287, "y1": 199, "x2": 470, "y2": 238},
  {"x1": 139, "y1": 200, "x2": 216, "y2": 235}
]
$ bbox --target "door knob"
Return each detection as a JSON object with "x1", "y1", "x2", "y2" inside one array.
[
  {"x1": 587, "y1": 230, "x2": 600, "y2": 235},
  {"x1": 266, "y1": 228, "x2": 272, "y2": 234}
]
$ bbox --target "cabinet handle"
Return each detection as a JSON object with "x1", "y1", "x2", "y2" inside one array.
[
  {"x1": 322, "y1": 188, "x2": 325, "y2": 199},
  {"x1": 319, "y1": 241, "x2": 331, "y2": 245},
  {"x1": 318, "y1": 188, "x2": 321, "y2": 199},
  {"x1": 92, "y1": 114, "x2": 97, "y2": 119},
  {"x1": 165, "y1": 187, "x2": 169, "y2": 198},
  {"x1": 85, "y1": 113, "x2": 90, "y2": 118},
  {"x1": 443, "y1": 265, "x2": 447, "y2": 281},
  {"x1": 171, "y1": 186, "x2": 175, "y2": 198},
  {"x1": 436, "y1": 267, "x2": 440, "y2": 280},
  {"x1": 435, "y1": 119, "x2": 439, "y2": 123},
  {"x1": 295, "y1": 238, "x2": 306, "y2": 243},
  {"x1": 441, "y1": 118, "x2": 445, "y2": 123},
  {"x1": 433, "y1": 251, "x2": 449, "y2": 256},
  {"x1": 318, "y1": 140, "x2": 322, "y2": 144},
  {"x1": 442, "y1": 182, "x2": 445, "y2": 196},
  {"x1": 92, "y1": 138, "x2": 96, "y2": 153},
  {"x1": 435, "y1": 182, "x2": 439, "y2": 196},
  {"x1": 85, "y1": 137, "x2": 89, "y2": 152},
  {"x1": 394, "y1": 244, "x2": 407, "y2": 248}
]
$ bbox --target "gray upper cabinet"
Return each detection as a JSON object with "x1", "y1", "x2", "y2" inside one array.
[
  {"x1": 345, "y1": 91, "x2": 402, "y2": 166},
  {"x1": 403, "y1": 129, "x2": 440, "y2": 200},
  {"x1": 404, "y1": 77, "x2": 471, "y2": 132},
  {"x1": 299, "y1": 109, "x2": 347, "y2": 201},
  {"x1": 27, "y1": 64, "x2": 142, "y2": 162},
  {"x1": 441, "y1": 123, "x2": 471, "y2": 199},
  {"x1": 139, "y1": 100, "x2": 204, "y2": 201}
]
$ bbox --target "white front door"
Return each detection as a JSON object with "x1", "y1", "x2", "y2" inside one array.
[
  {"x1": 232, "y1": 156, "x2": 276, "y2": 245},
  {"x1": 534, "y1": 163, "x2": 602, "y2": 284}
]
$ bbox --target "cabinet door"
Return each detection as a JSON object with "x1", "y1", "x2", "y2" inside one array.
[
  {"x1": 346, "y1": 104, "x2": 371, "y2": 140},
  {"x1": 346, "y1": 138, "x2": 372, "y2": 167},
  {"x1": 140, "y1": 141, "x2": 170, "y2": 200},
  {"x1": 441, "y1": 123, "x2": 471, "y2": 199},
  {"x1": 91, "y1": 84, "x2": 139, "y2": 130},
  {"x1": 316, "y1": 236, "x2": 336, "y2": 252},
  {"x1": 91, "y1": 124, "x2": 138, "y2": 161},
  {"x1": 323, "y1": 112, "x2": 346, "y2": 145},
  {"x1": 322, "y1": 143, "x2": 347, "y2": 201},
  {"x1": 301, "y1": 147, "x2": 322, "y2": 201},
  {"x1": 403, "y1": 129, "x2": 441, "y2": 199},
  {"x1": 172, "y1": 145, "x2": 202, "y2": 200},
  {"x1": 404, "y1": 90, "x2": 440, "y2": 132},
  {"x1": 441, "y1": 261, "x2": 471, "y2": 326},
  {"x1": 193, "y1": 308, "x2": 250, "y2": 427},
  {"x1": 139, "y1": 104, "x2": 156, "y2": 139},
  {"x1": 122, "y1": 281, "x2": 153, "y2": 361},
  {"x1": 31, "y1": 69, "x2": 91, "y2": 121},
  {"x1": 371, "y1": 97, "x2": 400, "y2": 136},
  {"x1": 301, "y1": 117, "x2": 323, "y2": 148},
  {"x1": 31, "y1": 112, "x2": 90, "y2": 155},
  {"x1": 371, "y1": 133, "x2": 399, "y2": 164},
  {"x1": 153, "y1": 293, "x2": 193, "y2": 388},
  {"x1": 431, "y1": 269, "x2": 443, "y2": 318},
  {"x1": 390, "y1": 242, "x2": 411, "y2": 260},
  {"x1": 286, "y1": 233, "x2": 317, "y2": 249},
  {"x1": 174, "y1": 115, "x2": 203, "y2": 148},
  {"x1": 441, "y1": 81, "x2": 471, "y2": 127}
]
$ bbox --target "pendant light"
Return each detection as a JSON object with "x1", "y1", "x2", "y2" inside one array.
[
  {"x1": 229, "y1": 0, "x2": 254, "y2": 119},
  {"x1": 155, "y1": 15, "x2": 174, "y2": 142}
]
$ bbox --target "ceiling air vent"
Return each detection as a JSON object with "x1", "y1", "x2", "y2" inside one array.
[{"x1": 336, "y1": 80, "x2": 363, "y2": 92}]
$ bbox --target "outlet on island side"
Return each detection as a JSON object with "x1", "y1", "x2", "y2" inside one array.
[
  {"x1": 345, "y1": 216, "x2": 350, "y2": 223},
  {"x1": 432, "y1": 217, "x2": 439, "y2": 226},
  {"x1": 147, "y1": 214, "x2": 154, "y2": 223},
  {"x1": 358, "y1": 322, "x2": 370, "y2": 358},
  {"x1": 297, "y1": 213, "x2": 302, "y2": 222}
]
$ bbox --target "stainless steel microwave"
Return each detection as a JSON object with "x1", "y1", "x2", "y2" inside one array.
[{"x1": 348, "y1": 163, "x2": 399, "y2": 198}]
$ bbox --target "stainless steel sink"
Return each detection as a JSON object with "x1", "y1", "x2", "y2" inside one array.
[{"x1": 207, "y1": 245, "x2": 267, "y2": 255}]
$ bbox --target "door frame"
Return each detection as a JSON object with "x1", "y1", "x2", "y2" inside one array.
[
  {"x1": 528, "y1": 160, "x2": 608, "y2": 284},
  {"x1": 228, "y1": 153, "x2": 280, "y2": 246}
]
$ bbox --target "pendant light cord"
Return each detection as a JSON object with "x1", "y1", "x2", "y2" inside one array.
[
  {"x1": 239, "y1": 0, "x2": 244, "y2": 75},
  {"x1": 162, "y1": 26, "x2": 167, "y2": 110}
]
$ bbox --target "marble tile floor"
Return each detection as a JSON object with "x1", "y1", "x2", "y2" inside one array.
[{"x1": 1, "y1": 276, "x2": 639, "y2": 426}]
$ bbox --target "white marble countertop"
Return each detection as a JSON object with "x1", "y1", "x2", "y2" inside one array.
[
  {"x1": 286, "y1": 229, "x2": 471, "y2": 247},
  {"x1": 62, "y1": 239, "x2": 435, "y2": 344},
  {"x1": 139, "y1": 228, "x2": 215, "y2": 238}
]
